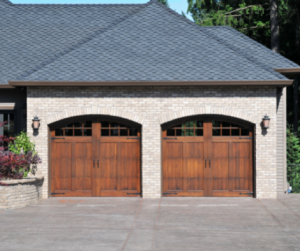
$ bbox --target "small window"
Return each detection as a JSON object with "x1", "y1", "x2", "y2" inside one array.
[
  {"x1": 212, "y1": 121, "x2": 250, "y2": 137},
  {"x1": 0, "y1": 112, "x2": 15, "y2": 137},
  {"x1": 101, "y1": 122, "x2": 139, "y2": 137},
  {"x1": 166, "y1": 121, "x2": 204, "y2": 137},
  {"x1": 55, "y1": 121, "x2": 92, "y2": 136}
]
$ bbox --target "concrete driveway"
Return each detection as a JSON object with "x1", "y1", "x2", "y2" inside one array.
[{"x1": 0, "y1": 196, "x2": 300, "y2": 251}]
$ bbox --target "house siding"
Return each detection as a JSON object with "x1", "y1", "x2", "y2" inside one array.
[{"x1": 27, "y1": 86, "x2": 278, "y2": 199}]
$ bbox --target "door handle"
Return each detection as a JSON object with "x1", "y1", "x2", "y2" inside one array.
[
  {"x1": 205, "y1": 159, "x2": 207, "y2": 168},
  {"x1": 93, "y1": 160, "x2": 95, "y2": 168},
  {"x1": 97, "y1": 159, "x2": 99, "y2": 168},
  {"x1": 209, "y1": 159, "x2": 211, "y2": 168}
]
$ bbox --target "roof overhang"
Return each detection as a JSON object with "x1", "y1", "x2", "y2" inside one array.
[
  {"x1": 0, "y1": 84, "x2": 15, "y2": 89},
  {"x1": 8, "y1": 80, "x2": 293, "y2": 87},
  {"x1": 274, "y1": 68, "x2": 300, "y2": 79}
]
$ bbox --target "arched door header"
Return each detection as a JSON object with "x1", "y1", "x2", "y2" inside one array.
[
  {"x1": 46, "y1": 106, "x2": 144, "y2": 125},
  {"x1": 158, "y1": 106, "x2": 257, "y2": 125}
]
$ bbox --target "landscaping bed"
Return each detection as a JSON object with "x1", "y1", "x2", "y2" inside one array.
[{"x1": 0, "y1": 176, "x2": 44, "y2": 209}]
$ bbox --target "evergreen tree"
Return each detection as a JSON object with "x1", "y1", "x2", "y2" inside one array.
[
  {"x1": 158, "y1": 0, "x2": 170, "y2": 7},
  {"x1": 287, "y1": 126, "x2": 300, "y2": 191}
]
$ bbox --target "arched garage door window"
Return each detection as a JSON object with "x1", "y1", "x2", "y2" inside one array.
[
  {"x1": 50, "y1": 118, "x2": 141, "y2": 197},
  {"x1": 162, "y1": 117, "x2": 253, "y2": 197}
]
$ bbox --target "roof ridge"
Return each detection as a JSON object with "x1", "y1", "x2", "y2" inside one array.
[
  {"x1": 0, "y1": 0, "x2": 13, "y2": 6},
  {"x1": 16, "y1": 1, "x2": 152, "y2": 81},
  {"x1": 221, "y1": 26, "x2": 299, "y2": 68},
  {"x1": 12, "y1": 3, "x2": 144, "y2": 6},
  {"x1": 150, "y1": 1, "x2": 286, "y2": 79}
]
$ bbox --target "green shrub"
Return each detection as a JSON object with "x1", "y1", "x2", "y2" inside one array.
[
  {"x1": 287, "y1": 126, "x2": 300, "y2": 192},
  {"x1": 8, "y1": 131, "x2": 35, "y2": 155}
]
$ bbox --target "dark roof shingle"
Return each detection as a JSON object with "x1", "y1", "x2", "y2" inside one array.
[{"x1": 0, "y1": 0, "x2": 298, "y2": 84}]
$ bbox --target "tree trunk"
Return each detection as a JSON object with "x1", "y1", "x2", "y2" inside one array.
[
  {"x1": 296, "y1": 8, "x2": 299, "y2": 51},
  {"x1": 270, "y1": 0, "x2": 280, "y2": 53},
  {"x1": 294, "y1": 76, "x2": 299, "y2": 136}
]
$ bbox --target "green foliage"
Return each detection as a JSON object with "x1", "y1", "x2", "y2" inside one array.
[
  {"x1": 287, "y1": 126, "x2": 300, "y2": 192},
  {"x1": 157, "y1": 0, "x2": 170, "y2": 7},
  {"x1": 8, "y1": 131, "x2": 35, "y2": 155},
  {"x1": 287, "y1": 126, "x2": 300, "y2": 164},
  {"x1": 188, "y1": 0, "x2": 271, "y2": 47},
  {"x1": 188, "y1": 0, "x2": 300, "y2": 61}
]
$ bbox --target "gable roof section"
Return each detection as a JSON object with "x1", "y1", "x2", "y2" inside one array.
[
  {"x1": 0, "y1": 0, "x2": 144, "y2": 84},
  {"x1": 1, "y1": 0, "x2": 298, "y2": 86}
]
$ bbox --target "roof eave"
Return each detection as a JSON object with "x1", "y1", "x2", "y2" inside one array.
[
  {"x1": 9, "y1": 80, "x2": 293, "y2": 87},
  {"x1": 0, "y1": 84, "x2": 15, "y2": 89},
  {"x1": 274, "y1": 68, "x2": 300, "y2": 79}
]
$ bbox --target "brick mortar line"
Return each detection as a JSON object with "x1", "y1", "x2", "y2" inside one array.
[
  {"x1": 151, "y1": 198, "x2": 162, "y2": 250},
  {"x1": 121, "y1": 199, "x2": 143, "y2": 251}
]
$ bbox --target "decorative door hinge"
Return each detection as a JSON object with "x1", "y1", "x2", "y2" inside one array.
[
  {"x1": 127, "y1": 137, "x2": 140, "y2": 140},
  {"x1": 51, "y1": 137, "x2": 65, "y2": 140},
  {"x1": 239, "y1": 137, "x2": 252, "y2": 139},
  {"x1": 239, "y1": 192, "x2": 253, "y2": 195},
  {"x1": 163, "y1": 137, "x2": 177, "y2": 140},
  {"x1": 163, "y1": 192, "x2": 177, "y2": 195},
  {"x1": 51, "y1": 193, "x2": 65, "y2": 195},
  {"x1": 127, "y1": 192, "x2": 141, "y2": 195}
]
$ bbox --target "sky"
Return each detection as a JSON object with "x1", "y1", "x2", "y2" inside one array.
[{"x1": 11, "y1": 0, "x2": 194, "y2": 20}]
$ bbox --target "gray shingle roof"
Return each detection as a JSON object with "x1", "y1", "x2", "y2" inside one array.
[{"x1": 0, "y1": 0, "x2": 298, "y2": 84}]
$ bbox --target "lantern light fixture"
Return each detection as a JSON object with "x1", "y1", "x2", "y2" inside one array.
[
  {"x1": 32, "y1": 116, "x2": 40, "y2": 132},
  {"x1": 262, "y1": 115, "x2": 270, "y2": 129}
]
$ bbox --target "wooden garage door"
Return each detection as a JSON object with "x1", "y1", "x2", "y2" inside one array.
[
  {"x1": 163, "y1": 119, "x2": 253, "y2": 197},
  {"x1": 51, "y1": 120, "x2": 141, "y2": 197}
]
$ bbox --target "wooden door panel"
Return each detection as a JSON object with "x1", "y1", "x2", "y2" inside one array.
[
  {"x1": 72, "y1": 142, "x2": 93, "y2": 192},
  {"x1": 51, "y1": 141, "x2": 92, "y2": 197},
  {"x1": 118, "y1": 142, "x2": 140, "y2": 192},
  {"x1": 163, "y1": 119, "x2": 253, "y2": 197},
  {"x1": 163, "y1": 142, "x2": 183, "y2": 193},
  {"x1": 97, "y1": 140, "x2": 141, "y2": 197},
  {"x1": 212, "y1": 142, "x2": 229, "y2": 191},
  {"x1": 185, "y1": 142, "x2": 204, "y2": 192},
  {"x1": 232, "y1": 142, "x2": 251, "y2": 192},
  {"x1": 99, "y1": 142, "x2": 117, "y2": 192},
  {"x1": 51, "y1": 142, "x2": 72, "y2": 193}
]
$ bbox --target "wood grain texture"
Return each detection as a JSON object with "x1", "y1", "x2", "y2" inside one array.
[
  {"x1": 163, "y1": 119, "x2": 253, "y2": 197},
  {"x1": 51, "y1": 121, "x2": 141, "y2": 197}
]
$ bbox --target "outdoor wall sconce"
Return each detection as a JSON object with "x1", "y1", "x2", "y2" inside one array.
[
  {"x1": 32, "y1": 116, "x2": 40, "y2": 132},
  {"x1": 262, "y1": 115, "x2": 270, "y2": 129}
]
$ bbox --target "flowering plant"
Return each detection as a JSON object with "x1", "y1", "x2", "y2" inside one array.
[{"x1": 0, "y1": 122, "x2": 42, "y2": 181}]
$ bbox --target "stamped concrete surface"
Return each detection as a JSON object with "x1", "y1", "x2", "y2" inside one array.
[{"x1": 0, "y1": 196, "x2": 300, "y2": 251}]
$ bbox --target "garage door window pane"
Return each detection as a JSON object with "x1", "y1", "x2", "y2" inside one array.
[
  {"x1": 232, "y1": 129, "x2": 240, "y2": 136},
  {"x1": 101, "y1": 129, "x2": 109, "y2": 136},
  {"x1": 129, "y1": 129, "x2": 138, "y2": 136},
  {"x1": 65, "y1": 129, "x2": 73, "y2": 136},
  {"x1": 196, "y1": 129, "x2": 203, "y2": 136},
  {"x1": 84, "y1": 129, "x2": 92, "y2": 136},
  {"x1": 167, "y1": 129, "x2": 175, "y2": 136},
  {"x1": 74, "y1": 129, "x2": 82, "y2": 136},
  {"x1": 55, "y1": 129, "x2": 64, "y2": 136},
  {"x1": 241, "y1": 129, "x2": 249, "y2": 136},
  {"x1": 222, "y1": 129, "x2": 230, "y2": 136},
  {"x1": 213, "y1": 129, "x2": 221, "y2": 136}
]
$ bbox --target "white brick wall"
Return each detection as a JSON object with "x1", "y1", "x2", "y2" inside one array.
[{"x1": 27, "y1": 86, "x2": 277, "y2": 199}]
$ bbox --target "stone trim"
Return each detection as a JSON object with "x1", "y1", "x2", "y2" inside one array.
[
  {"x1": 0, "y1": 177, "x2": 44, "y2": 209},
  {"x1": 158, "y1": 106, "x2": 257, "y2": 125},
  {"x1": 0, "y1": 176, "x2": 44, "y2": 185},
  {"x1": 46, "y1": 106, "x2": 145, "y2": 125}
]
